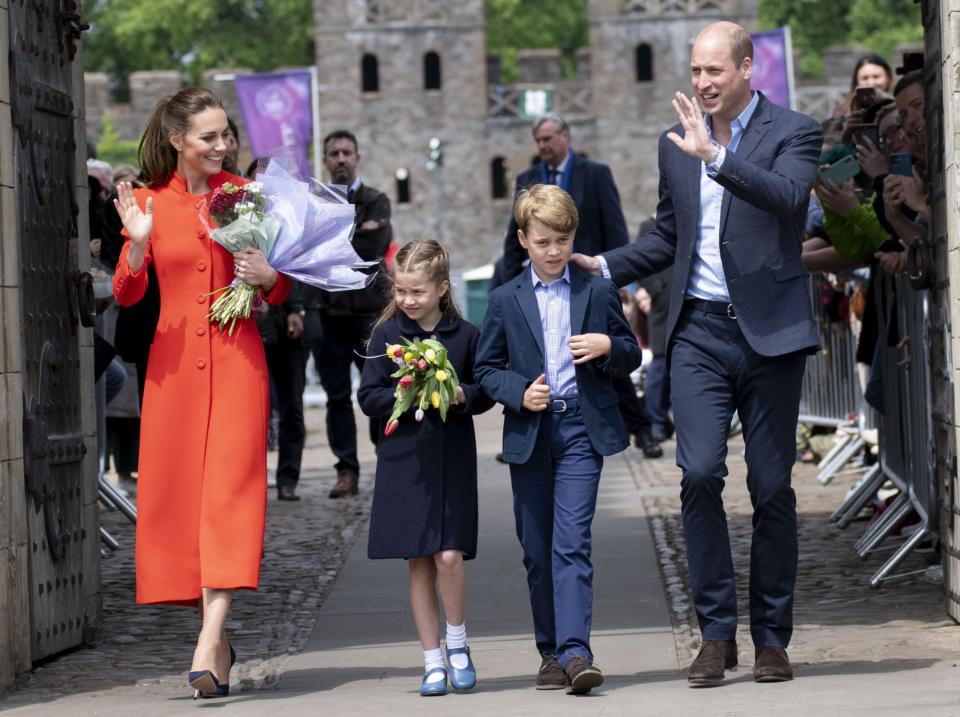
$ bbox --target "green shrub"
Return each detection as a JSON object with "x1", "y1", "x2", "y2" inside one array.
[{"x1": 95, "y1": 116, "x2": 140, "y2": 169}]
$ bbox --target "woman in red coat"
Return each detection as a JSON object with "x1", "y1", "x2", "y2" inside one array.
[{"x1": 112, "y1": 87, "x2": 290, "y2": 697}]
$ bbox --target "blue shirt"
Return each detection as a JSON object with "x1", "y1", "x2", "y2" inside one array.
[
  {"x1": 686, "y1": 91, "x2": 760, "y2": 302},
  {"x1": 531, "y1": 265, "x2": 577, "y2": 398}
]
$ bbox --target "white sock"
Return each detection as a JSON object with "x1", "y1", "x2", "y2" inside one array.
[
  {"x1": 445, "y1": 622, "x2": 469, "y2": 669},
  {"x1": 423, "y1": 647, "x2": 445, "y2": 683}
]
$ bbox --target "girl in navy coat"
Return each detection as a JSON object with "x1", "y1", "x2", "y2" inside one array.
[{"x1": 358, "y1": 240, "x2": 493, "y2": 697}]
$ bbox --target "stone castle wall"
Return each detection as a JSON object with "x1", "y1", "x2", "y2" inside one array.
[{"x1": 85, "y1": 0, "x2": 892, "y2": 272}]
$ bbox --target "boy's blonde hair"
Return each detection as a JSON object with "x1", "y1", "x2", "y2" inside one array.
[{"x1": 514, "y1": 184, "x2": 579, "y2": 235}]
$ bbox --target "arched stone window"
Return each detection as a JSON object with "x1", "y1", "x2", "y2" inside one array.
[
  {"x1": 491, "y1": 156, "x2": 508, "y2": 199},
  {"x1": 395, "y1": 167, "x2": 411, "y2": 204},
  {"x1": 424, "y1": 51, "x2": 442, "y2": 90},
  {"x1": 635, "y1": 44, "x2": 654, "y2": 83},
  {"x1": 362, "y1": 53, "x2": 379, "y2": 93}
]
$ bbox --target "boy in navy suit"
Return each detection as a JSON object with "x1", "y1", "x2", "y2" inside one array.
[{"x1": 475, "y1": 185, "x2": 642, "y2": 694}]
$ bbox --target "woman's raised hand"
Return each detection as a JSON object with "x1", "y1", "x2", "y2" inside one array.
[{"x1": 113, "y1": 181, "x2": 153, "y2": 249}]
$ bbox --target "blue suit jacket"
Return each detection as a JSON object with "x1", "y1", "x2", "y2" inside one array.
[
  {"x1": 475, "y1": 264, "x2": 642, "y2": 464},
  {"x1": 602, "y1": 93, "x2": 824, "y2": 357},
  {"x1": 503, "y1": 152, "x2": 629, "y2": 280}
]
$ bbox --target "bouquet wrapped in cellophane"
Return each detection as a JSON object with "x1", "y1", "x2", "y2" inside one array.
[
  {"x1": 382, "y1": 338, "x2": 460, "y2": 437},
  {"x1": 201, "y1": 158, "x2": 375, "y2": 335}
]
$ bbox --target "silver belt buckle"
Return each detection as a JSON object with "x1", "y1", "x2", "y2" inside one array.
[
  {"x1": 550, "y1": 398, "x2": 568, "y2": 413},
  {"x1": 726, "y1": 303, "x2": 736, "y2": 320}
]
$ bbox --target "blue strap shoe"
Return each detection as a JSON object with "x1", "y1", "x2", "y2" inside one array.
[
  {"x1": 446, "y1": 646, "x2": 477, "y2": 691},
  {"x1": 419, "y1": 666, "x2": 448, "y2": 696}
]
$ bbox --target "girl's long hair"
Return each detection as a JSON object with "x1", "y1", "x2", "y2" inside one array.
[
  {"x1": 374, "y1": 240, "x2": 461, "y2": 329},
  {"x1": 139, "y1": 87, "x2": 224, "y2": 187}
]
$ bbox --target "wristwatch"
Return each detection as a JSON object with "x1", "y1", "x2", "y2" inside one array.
[{"x1": 708, "y1": 141, "x2": 722, "y2": 167}]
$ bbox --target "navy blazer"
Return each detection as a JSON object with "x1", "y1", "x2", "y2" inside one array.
[
  {"x1": 475, "y1": 264, "x2": 642, "y2": 464},
  {"x1": 503, "y1": 152, "x2": 629, "y2": 280},
  {"x1": 602, "y1": 93, "x2": 824, "y2": 358}
]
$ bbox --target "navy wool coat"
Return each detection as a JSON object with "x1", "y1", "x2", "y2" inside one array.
[{"x1": 359, "y1": 312, "x2": 494, "y2": 560}]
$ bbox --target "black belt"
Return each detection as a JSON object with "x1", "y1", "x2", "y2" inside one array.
[
  {"x1": 549, "y1": 395, "x2": 579, "y2": 413},
  {"x1": 684, "y1": 298, "x2": 737, "y2": 320}
]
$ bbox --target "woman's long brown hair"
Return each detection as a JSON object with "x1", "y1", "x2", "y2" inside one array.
[{"x1": 138, "y1": 87, "x2": 224, "y2": 187}]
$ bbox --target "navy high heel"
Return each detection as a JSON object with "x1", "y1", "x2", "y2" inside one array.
[{"x1": 189, "y1": 640, "x2": 236, "y2": 699}]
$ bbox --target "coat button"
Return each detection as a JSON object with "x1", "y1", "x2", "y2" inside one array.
[
  {"x1": 197, "y1": 358, "x2": 206, "y2": 369},
  {"x1": 197, "y1": 230, "x2": 206, "y2": 239},
  {"x1": 196, "y1": 327, "x2": 205, "y2": 336},
  {"x1": 197, "y1": 294, "x2": 205, "y2": 304},
  {"x1": 197, "y1": 261, "x2": 206, "y2": 271}
]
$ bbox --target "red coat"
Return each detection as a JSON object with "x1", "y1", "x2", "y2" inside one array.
[{"x1": 113, "y1": 170, "x2": 290, "y2": 605}]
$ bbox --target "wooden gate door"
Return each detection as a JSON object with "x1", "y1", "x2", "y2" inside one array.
[{"x1": 9, "y1": 0, "x2": 98, "y2": 660}]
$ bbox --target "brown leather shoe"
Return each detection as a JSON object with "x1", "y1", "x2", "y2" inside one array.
[
  {"x1": 328, "y1": 471, "x2": 358, "y2": 498},
  {"x1": 563, "y1": 656, "x2": 603, "y2": 694},
  {"x1": 687, "y1": 639, "x2": 738, "y2": 687},
  {"x1": 753, "y1": 645, "x2": 793, "y2": 682},
  {"x1": 536, "y1": 655, "x2": 567, "y2": 690}
]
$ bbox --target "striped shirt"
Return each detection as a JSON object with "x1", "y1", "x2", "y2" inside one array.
[{"x1": 531, "y1": 266, "x2": 577, "y2": 398}]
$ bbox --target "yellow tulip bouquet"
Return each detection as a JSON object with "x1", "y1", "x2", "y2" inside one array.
[{"x1": 382, "y1": 338, "x2": 460, "y2": 436}]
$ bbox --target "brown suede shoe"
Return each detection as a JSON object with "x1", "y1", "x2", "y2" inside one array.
[
  {"x1": 687, "y1": 639, "x2": 738, "y2": 687},
  {"x1": 329, "y1": 471, "x2": 358, "y2": 498},
  {"x1": 753, "y1": 645, "x2": 793, "y2": 682},
  {"x1": 563, "y1": 656, "x2": 604, "y2": 694},
  {"x1": 535, "y1": 655, "x2": 567, "y2": 690}
]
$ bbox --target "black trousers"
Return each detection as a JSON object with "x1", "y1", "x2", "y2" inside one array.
[
  {"x1": 671, "y1": 302, "x2": 806, "y2": 648},
  {"x1": 265, "y1": 334, "x2": 308, "y2": 489},
  {"x1": 312, "y1": 314, "x2": 377, "y2": 477},
  {"x1": 612, "y1": 375, "x2": 651, "y2": 436}
]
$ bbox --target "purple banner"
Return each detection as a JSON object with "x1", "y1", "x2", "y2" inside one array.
[
  {"x1": 235, "y1": 70, "x2": 313, "y2": 172},
  {"x1": 750, "y1": 29, "x2": 794, "y2": 109}
]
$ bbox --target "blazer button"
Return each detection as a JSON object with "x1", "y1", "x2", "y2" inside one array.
[
  {"x1": 197, "y1": 294, "x2": 206, "y2": 304},
  {"x1": 197, "y1": 358, "x2": 207, "y2": 369},
  {"x1": 197, "y1": 230, "x2": 206, "y2": 239},
  {"x1": 197, "y1": 261, "x2": 206, "y2": 271},
  {"x1": 196, "y1": 326, "x2": 205, "y2": 336}
]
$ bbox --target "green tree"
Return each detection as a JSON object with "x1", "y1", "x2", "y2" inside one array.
[
  {"x1": 95, "y1": 116, "x2": 140, "y2": 168},
  {"x1": 758, "y1": 0, "x2": 922, "y2": 79},
  {"x1": 485, "y1": 0, "x2": 588, "y2": 82},
  {"x1": 84, "y1": 0, "x2": 315, "y2": 99}
]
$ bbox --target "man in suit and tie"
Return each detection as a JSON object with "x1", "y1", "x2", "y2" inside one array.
[
  {"x1": 503, "y1": 113, "x2": 663, "y2": 458},
  {"x1": 574, "y1": 21, "x2": 823, "y2": 685},
  {"x1": 306, "y1": 129, "x2": 393, "y2": 499}
]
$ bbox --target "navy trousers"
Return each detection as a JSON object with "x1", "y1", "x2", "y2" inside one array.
[
  {"x1": 670, "y1": 303, "x2": 806, "y2": 648},
  {"x1": 509, "y1": 399, "x2": 602, "y2": 668},
  {"x1": 644, "y1": 354, "x2": 672, "y2": 433}
]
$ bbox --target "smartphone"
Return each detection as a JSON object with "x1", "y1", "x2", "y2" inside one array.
[
  {"x1": 889, "y1": 152, "x2": 913, "y2": 176},
  {"x1": 857, "y1": 123, "x2": 879, "y2": 148},
  {"x1": 818, "y1": 154, "x2": 860, "y2": 185},
  {"x1": 854, "y1": 85, "x2": 877, "y2": 109}
]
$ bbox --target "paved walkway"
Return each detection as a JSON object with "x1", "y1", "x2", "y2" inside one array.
[{"x1": 2, "y1": 411, "x2": 960, "y2": 715}]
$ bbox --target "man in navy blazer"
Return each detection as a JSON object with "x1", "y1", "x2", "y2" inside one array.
[
  {"x1": 575, "y1": 21, "x2": 823, "y2": 685},
  {"x1": 477, "y1": 185, "x2": 641, "y2": 694},
  {"x1": 502, "y1": 112, "x2": 664, "y2": 458},
  {"x1": 502, "y1": 114, "x2": 629, "y2": 280}
]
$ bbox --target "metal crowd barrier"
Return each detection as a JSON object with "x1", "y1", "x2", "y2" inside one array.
[
  {"x1": 855, "y1": 274, "x2": 937, "y2": 586},
  {"x1": 797, "y1": 275, "x2": 869, "y2": 485},
  {"x1": 799, "y1": 272, "x2": 937, "y2": 586}
]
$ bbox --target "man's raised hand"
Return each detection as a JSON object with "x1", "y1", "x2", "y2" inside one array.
[{"x1": 666, "y1": 92, "x2": 714, "y2": 163}]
